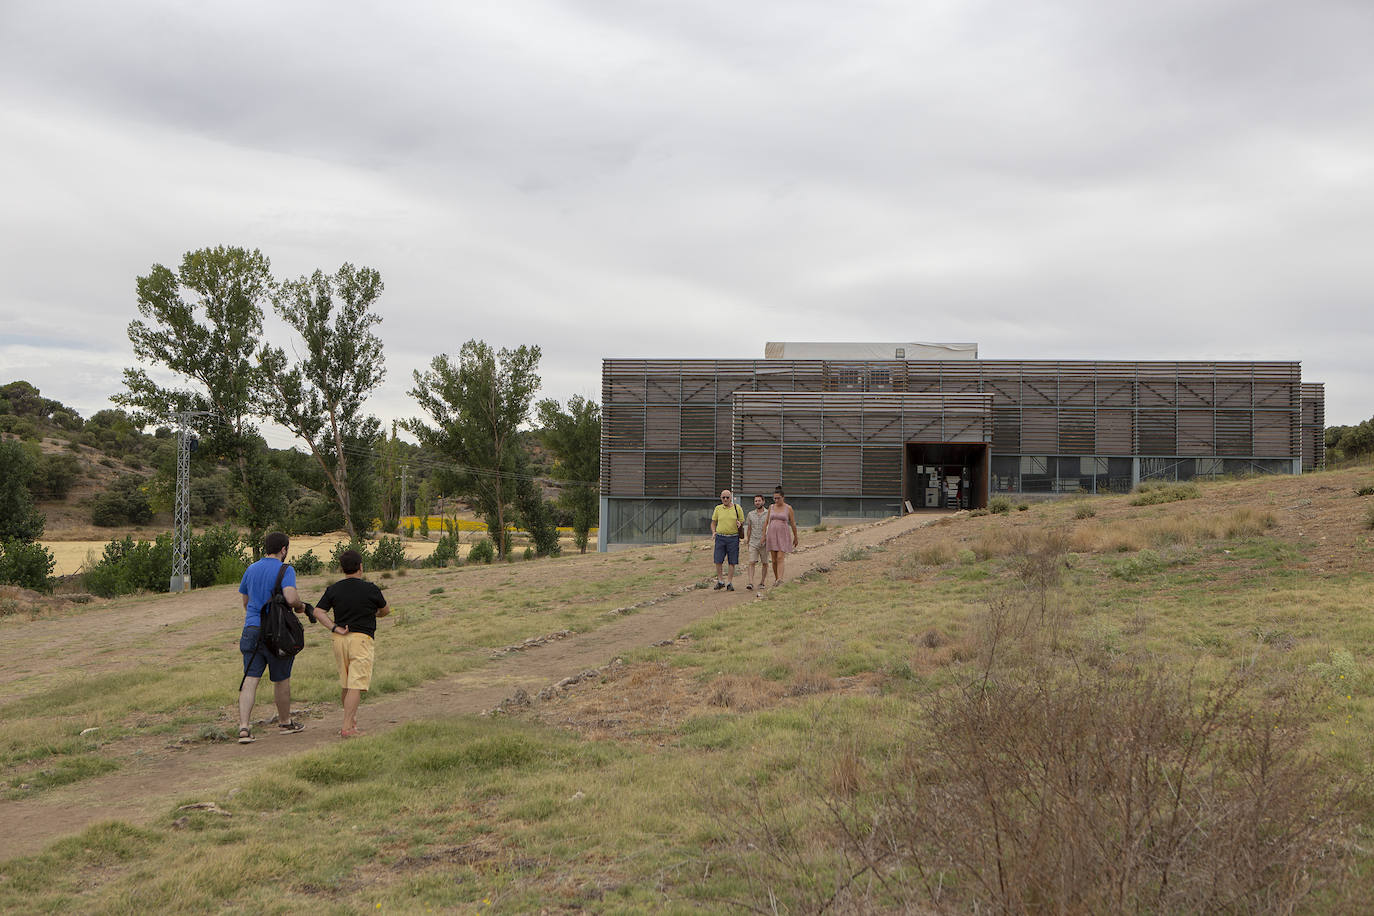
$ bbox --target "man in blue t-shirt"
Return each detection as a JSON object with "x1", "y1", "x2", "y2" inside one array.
[{"x1": 236, "y1": 531, "x2": 309, "y2": 744}]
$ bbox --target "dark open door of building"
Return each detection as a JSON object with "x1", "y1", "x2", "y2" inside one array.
[{"x1": 904, "y1": 442, "x2": 990, "y2": 510}]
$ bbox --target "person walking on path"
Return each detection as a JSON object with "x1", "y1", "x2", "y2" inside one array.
[
  {"x1": 236, "y1": 531, "x2": 309, "y2": 744},
  {"x1": 742, "y1": 493, "x2": 771, "y2": 591},
  {"x1": 308, "y1": 549, "x2": 390, "y2": 738},
  {"x1": 710, "y1": 489, "x2": 745, "y2": 591},
  {"x1": 765, "y1": 486, "x2": 799, "y2": 586}
]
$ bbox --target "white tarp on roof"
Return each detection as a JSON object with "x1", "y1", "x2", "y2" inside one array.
[{"x1": 764, "y1": 342, "x2": 979, "y2": 360}]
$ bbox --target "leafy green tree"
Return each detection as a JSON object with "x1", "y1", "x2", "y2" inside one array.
[
  {"x1": 514, "y1": 451, "x2": 560, "y2": 557},
  {"x1": 0, "y1": 439, "x2": 45, "y2": 542},
  {"x1": 0, "y1": 538, "x2": 55, "y2": 592},
  {"x1": 91, "y1": 473, "x2": 155, "y2": 527},
  {"x1": 407, "y1": 341, "x2": 541, "y2": 558},
  {"x1": 377, "y1": 422, "x2": 403, "y2": 532},
  {"x1": 537, "y1": 395, "x2": 601, "y2": 552},
  {"x1": 257, "y1": 264, "x2": 386, "y2": 539},
  {"x1": 29, "y1": 452, "x2": 80, "y2": 501},
  {"x1": 416, "y1": 478, "x2": 432, "y2": 538},
  {"x1": 114, "y1": 246, "x2": 274, "y2": 525},
  {"x1": 0, "y1": 381, "x2": 64, "y2": 419},
  {"x1": 1326, "y1": 419, "x2": 1374, "y2": 463}
]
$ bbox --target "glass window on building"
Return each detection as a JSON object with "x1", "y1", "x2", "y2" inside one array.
[
  {"x1": 1020, "y1": 456, "x2": 1053, "y2": 492},
  {"x1": 991, "y1": 456, "x2": 1019, "y2": 492},
  {"x1": 1139, "y1": 458, "x2": 1178, "y2": 482},
  {"x1": 1104, "y1": 457, "x2": 1133, "y2": 493}
]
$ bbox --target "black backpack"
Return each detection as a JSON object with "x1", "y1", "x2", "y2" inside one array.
[{"x1": 261, "y1": 563, "x2": 306, "y2": 659}]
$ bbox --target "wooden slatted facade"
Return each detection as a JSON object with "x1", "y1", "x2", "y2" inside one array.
[
  {"x1": 1301, "y1": 383, "x2": 1326, "y2": 471},
  {"x1": 600, "y1": 358, "x2": 1321, "y2": 546},
  {"x1": 733, "y1": 393, "x2": 993, "y2": 497}
]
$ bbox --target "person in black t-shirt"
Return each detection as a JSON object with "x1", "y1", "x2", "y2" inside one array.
[{"x1": 307, "y1": 549, "x2": 390, "y2": 737}]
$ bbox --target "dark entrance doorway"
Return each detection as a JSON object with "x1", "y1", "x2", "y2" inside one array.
[{"x1": 905, "y1": 443, "x2": 990, "y2": 511}]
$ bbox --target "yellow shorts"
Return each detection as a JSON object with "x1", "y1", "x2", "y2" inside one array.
[{"x1": 332, "y1": 632, "x2": 375, "y2": 691}]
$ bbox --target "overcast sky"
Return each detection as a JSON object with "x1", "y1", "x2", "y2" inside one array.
[{"x1": 1, "y1": 0, "x2": 1370, "y2": 441}]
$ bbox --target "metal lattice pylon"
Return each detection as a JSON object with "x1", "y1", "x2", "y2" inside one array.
[
  {"x1": 170, "y1": 411, "x2": 212, "y2": 592},
  {"x1": 170, "y1": 414, "x2": 193, "y2": 592}
]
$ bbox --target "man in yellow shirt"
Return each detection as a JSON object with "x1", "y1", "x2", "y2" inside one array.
[{"x1": 710, "y1": 489, "x2": 745, "y2": 591}]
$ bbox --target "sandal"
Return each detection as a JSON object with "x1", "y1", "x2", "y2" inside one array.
[
  {"x1": 339, "y1": 728, "x2": 363, "y2": 739},
  {"x1": 277, "y1": 720, "x2": 305, "y2": 733},
  {"x1": 237, "y1": 726, "x2": 255, "y2": 744}
]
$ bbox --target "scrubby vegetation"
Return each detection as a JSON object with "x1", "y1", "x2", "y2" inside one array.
[
  {"x1": 2, "y1": 467, "x2": 1371, "y2": 912},
  {"x1": 1129, "y1": 480, "x2": 1201, "y2": 505},
  {"x1": 82, "y1": 526, "x2": 248, "y2": 597}
]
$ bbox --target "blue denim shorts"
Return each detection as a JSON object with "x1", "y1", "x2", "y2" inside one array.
[
  {"x1": 240, "y1": 625, "x2": 294, "y2": 682},
  {"x1": 713, "y1": 533, "x2": 740, "y2": 565}
]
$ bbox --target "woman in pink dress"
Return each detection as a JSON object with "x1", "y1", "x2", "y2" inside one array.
[{"x1": 765, "y1": 486, "x2": 799, "y2": 585}]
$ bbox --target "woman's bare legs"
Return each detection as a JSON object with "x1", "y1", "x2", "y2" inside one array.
[{"x1": 771, "y1": 550, "x2": 784, "y2": 584}]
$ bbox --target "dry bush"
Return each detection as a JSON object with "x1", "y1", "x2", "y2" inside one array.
[
  {"x1": 730, "y1": 659, "x2": 1361, "y2": 914},
  {"x1": 1222, "y1": 507, "x2": 1278, "y2": 538},
  {"x1": 844, "y1": 666, "x2": 1358, "y2": 914},
  {"x1": 828, "y1": 740, "x2": 864, "y2": 799},
  {"x1": 1129, "y1": 481, "x2": 1201, "y2": 506},
  {"x1": 1068, "y1": 521, "x2": 1145, "y2": 554},
  {"x1": 1070, "y1": 509, "x2": 1279, "y2": 556},
  {"x1": 707, "y1": 674, "x2": 778, "y2": 712},
  {"x1": 916, "y1": 628, "x2": 948, "y2": 649},
  {"x1": 971, "y1": 526, "x2": 1017, "y2": 560},
  {"x1": 912, "y1": 541, "x2": 955, "y2": 566},
  {"x1": 787, "y1": 668, "x2": 837, "y2": 697}
]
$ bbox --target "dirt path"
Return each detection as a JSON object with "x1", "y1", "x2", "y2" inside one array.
[{"x1": 0, "y1": 513, "x2": 940, "y2": 862}]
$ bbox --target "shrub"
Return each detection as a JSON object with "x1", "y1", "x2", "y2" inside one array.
[
  {"x1": 1074, "y1": 503, "x2": 1096, "y2": 519},
  {"x1": 1016, "y1": 503, "x2": 1029, "y2": 511},
  {"x1": 1355, "y1": 485, "x2": 1374, "y2": 497},
  {"x1": 423, "y1": 533, "x2": 458, "y2": 568},
  {"x1": 404, "y1": 523, "x2": 415, "y2": 537},
  {"x1": 83, "y1": 534, "x2": 173, "y2": 597},
  {"x1": 988, "y1": 496, "x2": 1012, "y2": 514},
  {"x1": 0, "y1": 538, "x2": 56, "y2": 592},
  {"x1": 969, "y1": 508, "x2": 989, "y2": 517},
  {"x1": 1309, "y1": 648, "x2": 1361, "y2": 690},
  {"x1": 1129, "y1": 482, "x2": 1201, "y2": 506},
  {"x1": 91, "y1": 474, "x2": 154, "y2": 527},
  {"x1": 30, "y1": 453, "x2": 80, "y2": 501},
  {"x1": 467, "y1": 538, "x2": 495, "y2": 564},
  {"x1": 189, "y1": 525, "x2": 247, "y2": 589},
  {"x1": 0, "y1": 440, "x2": 46, "y2": 542},
  {"x1": 839, "y1": 544, "x2": 868, "y2": 562},
  {"x1": 737, "y1": 657, "x2": 1358, "y2": 914},
  {"x1": 912, "y1": 543, "x2": 955, "y2": 566},
  {"x1": 371, "y1": 536, "x2": 406, "y2": 570},
  {"x1": 214, "y1": 553, "x2": 248, "y2": 586},
  {"x1": 523, "y1": 546, "x2": 534, "y2": 560},
  {"x1": 329, "y1": 537, "x2": 372, "y2": 571},
  {"x1": 293, "y1": 549, "x2": 323, "y2": 576}
]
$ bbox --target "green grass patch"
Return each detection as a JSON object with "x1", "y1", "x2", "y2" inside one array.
[
  {"x1": 5, "y1": 755, "x2": 120, "y2": 798},
  {"x1": 5, "y1": 471, "x2": 1374, "y2": 911},
  {"x1": 1129, "y1": 481, "x2": 1201, "y2": 505}
]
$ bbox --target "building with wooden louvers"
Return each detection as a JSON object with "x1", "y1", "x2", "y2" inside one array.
[{"x1": 599, "y1": 347, "x2": 1324, "y2": 548}]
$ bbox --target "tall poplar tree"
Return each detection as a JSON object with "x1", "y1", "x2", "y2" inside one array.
[
  {"x1": 115, "y1": 246, "x2": 274, "y2": 526},
  {"x1": 536, "y1": 395, "x2": 601, "y2": 552},
  {"x1": 406, "y1": 341, "x2": 541, "y2": 558},
  {"x1": 257, "y1": 264, "x2": 386, "y2": 539}
]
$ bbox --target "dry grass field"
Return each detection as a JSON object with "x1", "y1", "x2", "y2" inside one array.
[{"x1": 3, "y1": 466, "x2": 1374, "y2": 912}]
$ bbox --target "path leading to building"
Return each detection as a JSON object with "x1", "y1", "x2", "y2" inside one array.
[{"x1": 0, "y1": 512, "x2": 941, "y2": 862}]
